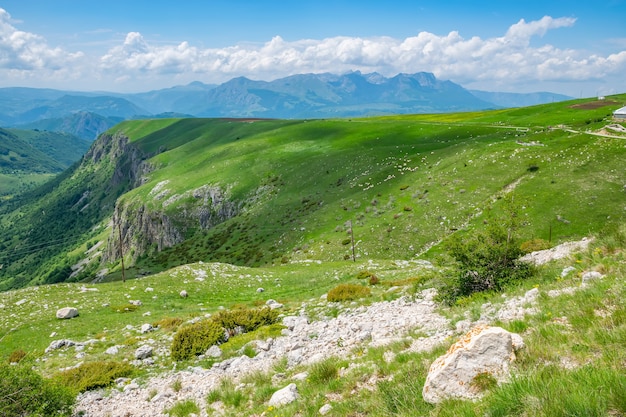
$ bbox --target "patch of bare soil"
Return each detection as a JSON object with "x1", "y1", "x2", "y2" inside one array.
[{"x1": 569, "y1": 100, "x2": 619, "y2": 110}]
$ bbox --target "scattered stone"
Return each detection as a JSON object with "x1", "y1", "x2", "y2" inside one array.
[
  {"x1": 266, "y1": 299, "x2": 284, "y2": 310},
  {"x1": 105, "y1": 346, "x2": 119, "y2": 355},
  {"x1": 561, "y1": 266, "x2": 576, "y2": 277},
  {"x1": 56, "y1": 307, "x2": 79, "y2": 319},
  {"x1": 422, "y1": 325, "x2": 523, "y2": 404},
  {"x1": 15, "y1": 299, "x2": 27, "y2": 306},
  {"x1": 269, "y1": 383, "x2": 299, "y2": 407},
  {"x1": 582, "y1": 271, "x2": 604, "y2": 285},
  {"x1": 135, "y1": 345, "x2": 153, "y2": 360},
  {"x1": 180, "y1": 290, "x2": 188, "y2": 298},
  {"x1": 129, "y1": 300, "x2": 142, "y2": 306},
  {"x1": 145, "y1": 287, "x2": 154, "y2": 292},
  {"x1": 292, "y1": 372, "x2": 308, "y2": 381},
  {"x1": 45, "y1": 339, "x2": 76, "y2": 353},
  {"x1": 257, "y1": 288, "x2": 265, "y2": 293},
  {"x1": 49, "y1": 332, "x2": 57, "y2": 338},
  {"x1": 205, "y1": 345, "x2": 222, "y2": 358},
  {"x1": 319, "y1": 404, "x2": 333, "y2": 415},
  {"x1": 141, "y1": 323, "x2": 154, "y2": 334}
]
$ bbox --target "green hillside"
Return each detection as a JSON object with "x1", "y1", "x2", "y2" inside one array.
[
  {"x1": 1, "y1": 96, "x2": 626, "y2": 416},
  {"x1": 0, "y1": 95, "x2": 625, "y2": 289},
  {"x1": 0, "y1": 128, "x2": 90, "y2": 200}
]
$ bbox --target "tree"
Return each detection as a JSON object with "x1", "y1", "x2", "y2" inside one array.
[{"x1": 443, "y1": 195, "x2": 534, "y2": 302}]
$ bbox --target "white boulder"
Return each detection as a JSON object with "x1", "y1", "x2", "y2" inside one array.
[
  {"x1": 56, "y1": 307, "x2": 79, "y2": 319},
  {"x1": 135, "y1": 345, "x2": 153, "y2": 360},
  {"x1": 422, "y1": 325, "x2": 523, "y2": 404},
  {"x1": 268, "y1": 383, "x2": 299, "y2": 407}
]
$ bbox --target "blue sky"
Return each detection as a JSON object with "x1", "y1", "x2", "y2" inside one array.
[{"x1": 0, "y1": 1, "x2": 625, "y2": 96}]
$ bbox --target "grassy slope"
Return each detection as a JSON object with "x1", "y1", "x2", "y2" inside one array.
[
  {"x1": 0, "y1": 96, "x2": 625, "y2": 415},
  {"x1": 0, "y1": 127, "x2": 90, "y2": 200},
  {"x1": 2, "y1": 95, "x2": 625, "y2": 287},
  {"x1": 108, "y1": 96, "x2": 626, "y2": 276}
]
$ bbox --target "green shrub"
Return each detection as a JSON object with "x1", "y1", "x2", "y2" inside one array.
[
  {"x1": 212, "y1": 306, "x2": 279, "y2": 334},
  {"x1": 171, "y1": 320, "x2": 225, "y2": 361},
  {"x1": 442, "y1": 196, "x2": 534, "y2": 303},
  {"x1": 0, "y1": 363, "x2": 75, "y2": 416},
  {"x1": 55, "y1": 361, "x2": 134, "y2": 393},
  {"x1": 8, "y1": 349, "x2": 27, "y2": 363},
  {"x1": 327, "y1": 284, "x2": 371, "y2": 302},
  {"x1": 356, "y1": 270, "x2": 375, "y2": 280},
  {"x1": 520, "y1": 238, "x2": 551, "y2": 253}
]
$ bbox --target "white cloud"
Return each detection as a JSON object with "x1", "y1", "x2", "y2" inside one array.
[
  {"x1": 0, "y1": 9, "x2": 623, "y2": 95},
  {"x1": 0, "y1": 8, "x2": 83, "y2": 78},
  {"x1": 96, "y1": 15, "x2": 624, "y2": 93}
]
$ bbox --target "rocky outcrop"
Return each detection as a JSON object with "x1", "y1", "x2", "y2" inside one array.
[
  {"x1": 422, "y1": 325, "x2": 524, "y2": 404},
  {"x1": 102, "y1": 183, "x2": 241, "y2": 264}
]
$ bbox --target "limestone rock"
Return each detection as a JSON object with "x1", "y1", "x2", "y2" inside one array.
[
  {"x1": 140, "y1": 323, "x2": 154, "y2": 334},
  {"x1": 582, "y1": 271, "x2": 604, "y2": 285},
  {"x1": 422, "y1": 325, "x2": 522, "y2": 404},
  {"x1": 206, "y1": 345, "x2": 222, "y2": 358},
  {"x1": 269, "y1": 383, "x2": 299, "y2": 407},
  {"x1": 319, "y1": 404, "x2": 333, "y2": 415},
  {"x1": 56, "y1": 307, "x2": 79, "y2": 319},
  {"x1": 135, "y1": 345, "x2": 153, "y2": 360},
  {"x1": 266, "y1": 299, "x2": 284, "y2": 310},
  {"x1": 45, "y1": 339, "x2": 76, "y2": 353},
  {"x1": 180, "y1": 290, "x2": 188, "y2": 298}
]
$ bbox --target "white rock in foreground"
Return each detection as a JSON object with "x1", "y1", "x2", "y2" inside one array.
[
  {"x1": 268, "y1": 383, "x2": 299, "y2": 407},
  {"x1": 422, "y1": 325, "x2": 523, "y2": 404},
  {"x1": 56, "y1": 307, "x2": 79, "y2": 319}
]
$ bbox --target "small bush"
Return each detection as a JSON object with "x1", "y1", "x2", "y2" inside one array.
[
  {"x1": 356, "y1": 270, "x2": 374, "y2": 279},
  {"x1": 369, "y1": 275, "x2": 380, "y2": 285},
  {"x1": 520, "y1": 238, "x2": 551, "y2": 253},
  {"x1": 8, "y1": 349, "x2": 27, "y2": 364},
  {"x1": 55, "y1": 361, "x2": 134, "y2": 393},
  {"x1": 341, "y1": 238, "x2": 352, "y2": 245},
  {"x1": 153, "y1": 317, "x2": 184, "y2": 332},
  {"x1": 212, "y1": 306, "x2": 279, "y2": 334},
  {"x1": 327, "y1": 284, "x2": 371, "y2": 302},
  {"x1": 171, "y1": 320, "x2": 226, "y2": 361},
  {"x1": 0, "y1": 363, "x2": 75, "y2": 416}
]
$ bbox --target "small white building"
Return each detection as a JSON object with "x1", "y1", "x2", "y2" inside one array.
[{"x1": 614, "y1": 106, "x2": 626, "y2": 120}]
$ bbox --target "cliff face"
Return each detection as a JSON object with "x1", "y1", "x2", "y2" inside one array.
[{"x1": 102, "y1": 181, "x2": 241, "y2": 265}]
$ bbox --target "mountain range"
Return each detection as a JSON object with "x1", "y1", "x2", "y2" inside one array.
[{"x1": 0, "y1": 72, "x2": 571, "y2": 140}]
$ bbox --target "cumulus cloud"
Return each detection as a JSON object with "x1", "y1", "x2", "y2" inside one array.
[
  {"x1": 98, "y1": 15, "x2": 624, "y2": 91},
  {"x1": 0, "y1": 9, "x2": 624, "y2": 94},
  {"x1": 0, "y1": 8, "x2": 83, "y2": 76}
]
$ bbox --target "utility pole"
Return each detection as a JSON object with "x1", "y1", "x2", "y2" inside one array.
[
  {"x1": 349, "y1": 220, "x2": 356, "y2": 262},
  {"x1": 117, "y1": 222, "x2": 126, "y2": 283}
]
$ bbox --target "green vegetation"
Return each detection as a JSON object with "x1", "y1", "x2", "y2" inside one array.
[
  {"x1": 171, "y1": 319, "x2": 226, "y2": 361},
  {"x1": 171, "y1": 306, "x2": 279, "y2": 361},
  {"x1": 0, "y1": 94, "x2": 625, "y2": 289},
  {"x1": 0, "y1": 95, "x2": 625, "y2": 415},
  {"x1": 164, "y1": 399, "x2": 200, "y2": 417},
  {"x1": 327, "y1": 283, "x2": 371, "y2": 302},
  {"x1": 0, "y1": 363, "x2": 75, "y2": 417},
  {"x1": 55, "y1": 361, "x2": 134, "y2": 393},
  {"x1": 441, "y1": 195, "x2": 535, "y2": 303}
]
